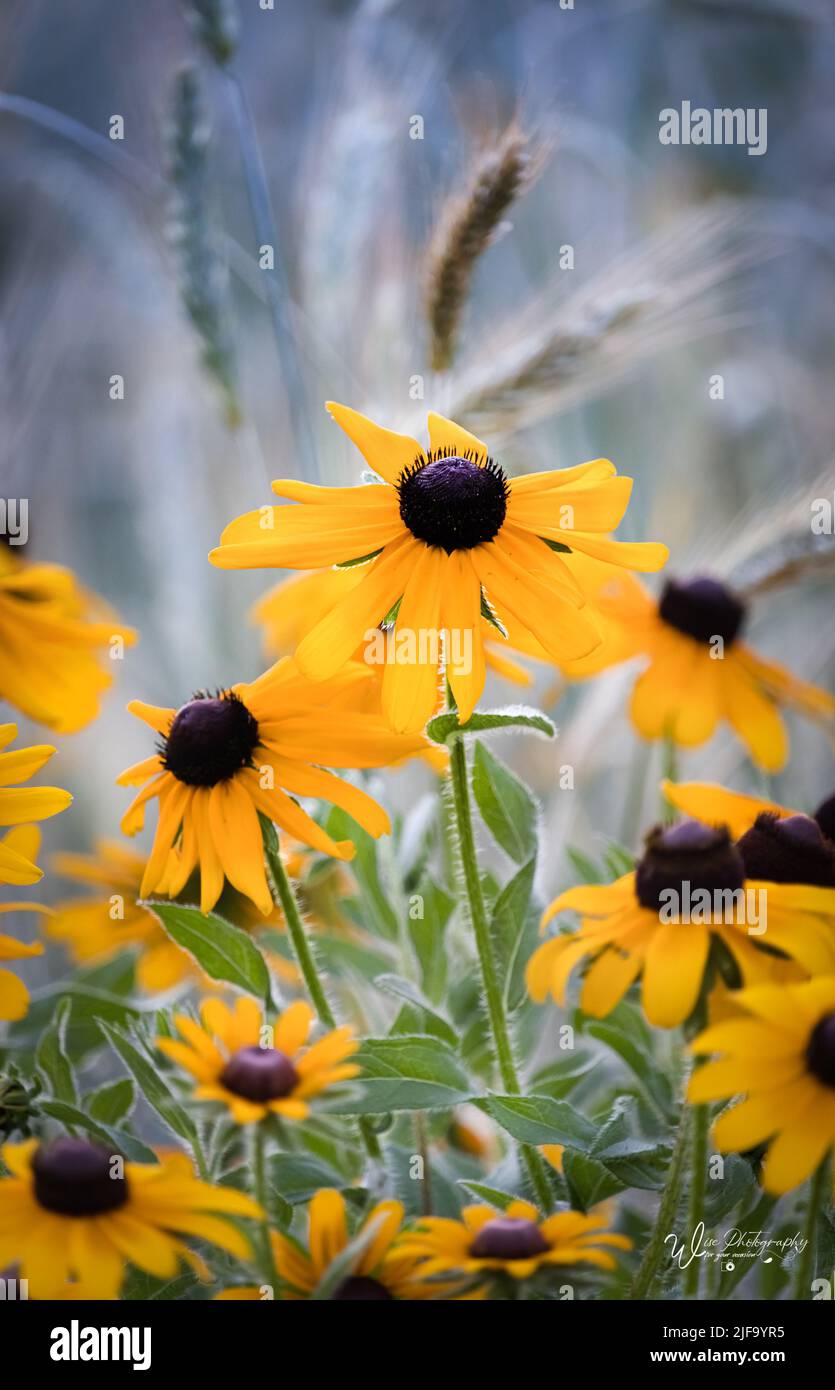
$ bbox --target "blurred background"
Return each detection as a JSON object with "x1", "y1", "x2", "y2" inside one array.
[{"x1": 2, "y1": 0, "x2": 834, "y2": 913}]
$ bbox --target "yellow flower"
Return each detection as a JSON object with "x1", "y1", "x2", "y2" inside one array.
[
  {"x1": 46, "y1": 840, "x2": 202, "y2": 993},
  {"x1": 118, "y1": 657, "x2": 428, "y2": 915},
  {"x1": 210, "y1": 404, "x2": 667, "y2": 732},
  {"x1": 0, "y1": 1139, "x2": 261, "y2": 1298},
  {"x1": 222, "y1": 1188, "x2": 465, "y2": 1300},
  {"x1": 561, "y1": 568, "x2": 833, "y2": 772},
  {"x1": 253, "y1": 564, "x2": 547, "y2": 692},
  {"x1": 0, "y1": 728, "x2": 72, "y2": 1019},
  {"x1": 689, "y1": 977, "x2": 835, "y2": 1195},
  {"x1": 526, "y1": 818, "x2": 835, "y2": 1029},
  {"x1": 156, "y1": 996, "x2": 359, "y2": 1125},
  {"x1": 0, "y1": 547, "x2": 136, "y2": 733},
  {"x1": 396, "y1": 1199, "x2": 631, "y2": 1291}
]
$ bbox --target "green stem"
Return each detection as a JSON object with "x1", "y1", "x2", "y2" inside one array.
[
  {"x1": 251, "y1": 1122, "x2": 277, "y2": 1286},
  {"x1": 620, "y1": 737, "x2": 651, "y2": 847},
  {"x1": 661, "y1": 733, "x2": 678, "y2": 823},
  {"x1": 684, "y1": 1100, "x2": 709, "y2": 1297},
  {"x1": 630, "y1": 1075, "x2": 692, "y2": 1300},
  {"x1": 684, "y1": 998, "x2": 710, "y2": 1298},
  {"x1": 447, "y1": 734, "x2": 552, "y2": 1213},
  {"x1": 262, "y1": 819, "x2": 381, "y2": 1166},
  {"x1": 267, "y1": 832, "x2": 335, "y2": 1029},
  {"x1": 794, "y1": 1157, "x2": 829, "y2": 1300}
]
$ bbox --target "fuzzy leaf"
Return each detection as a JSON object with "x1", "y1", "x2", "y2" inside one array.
[
  {"x1": 147, "y1": 901, "x2": 271, "y2": 1002},
  {"x1": 479, "y1": 1093, "x2": 596, "y2": 1149},
  {"x1": 472, "y1": 743, "x2": 538, "y2": 864},
  {"x1": 100, "y1": 1022, "x2": 200, "y2": 1148},
  {"x1": 88, "y1": 1078, "x2": 136, "y2": 1126},
  {"x1": 40, "y1": 1099, "x2": 157, "y2": 1164},
  {"x1": 426, "y1": 706, "x2": 555, "y2": 745},
  {"x1": 374, "y1": 974, "x2": 458, "y2": 1047},
  {"x1": 326, "y1": 1035, "x2": 473, "y2": 1115},
  {"x1": 36, "y1": 997, "x2": 77, "y2": 1105}
]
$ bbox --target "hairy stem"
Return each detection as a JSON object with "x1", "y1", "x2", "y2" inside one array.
[
  {"x1": 447, "y1": 733, "x2": 552, "y2": 1212},
  {"x1": 794, "y1": 1157, "x2": 829, "y2": 1300},
  {"x1": 630, "y1": 1072, "x2": 692, "y2": 1300}
]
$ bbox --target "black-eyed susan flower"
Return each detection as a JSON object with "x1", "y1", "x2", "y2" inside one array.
[
  {"x1": 560, "y1": 568, "x2": 834, "y2": 772},
  {"x1": 0, "y1": 1138, "x2": 261, "y2": 1298},
  {"x1": 526, "y1": 818, "x2": 835, "y2": 1029},
  {"x1": 118, "y1": 657, "x2": 429, "y2": 915},
  {"x1": 689, "y1": 977, "x2": 835, "y2": 1195},
  {"x1": 210, "y1": 404, "x2": 667, "y2": 733},
  {"x1": 396, "y1": 1199, "x2": 631, "y2": 1293},
  {"x1": 221, "y1": 1188, "x2": 460, "y2": 1300},
  {"x1": 0, "y1": 547, "x2": 136, "y2": 733},
  {"x1": 156, "y1": 996, "x2": 359, "y2": 1125},
  {"x1": 253, "y1": 563, "x2": 548, "y2": 693}
]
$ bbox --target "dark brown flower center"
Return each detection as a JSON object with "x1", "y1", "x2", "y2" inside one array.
[
  {"x1": 33, "y1": 1139, "x2": 128, "y2": 1216},
  {"x1": 162, "y1": 692, "x2": 259, "y2": 787},
  {"x1": 470, "y1": 1217, "x2": 549, "y2": 1260},
  {"x1": 331, "y1": 1276, "x2": 394, "y2": 1301},
  {"x1": 806, "y1": 1013, "x2": 835, "y2": 1089},
  {"x1": 737, "y1": 813, "x2": 835, "y2": 888},
  {"x1": 220, "y1": 1045, "x2": 299, "y2": 1102},
  {"x1": 658, "y1": 577, "x2": 746, "y2": 647},
  {"x1": 397, "y1": 450, "x2": 508, "y2": 553},
  {"x1": 814, "y1": 793, "x2": 835, "y2": 845},
  {"x1": 635, "y1": 820, "x2": 745, "y2": 911}
]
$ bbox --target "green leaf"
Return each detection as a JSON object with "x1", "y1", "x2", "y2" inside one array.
[
  {"x1": 565, "y1": 846, "x2": 603, "y2": 884},
  {"x1": 472, "y1": 743, "x2": 538, "y2": 864},
  {"x1": 326, "y1": 1035, "x2": 474, "y2": 1115},
  {"x1": 40, "y1": 1099, "x2": 157, "y2": 1163},
  {"x1": 530, "y1": 1052, "x2": 599, "y2": 1099},
  {"x1": 541, "y1": 537, "x2": 571, "y2": 554},
  {"x1": 426, "y1": 706, "x2": 555, "y2": 745},
  {"x1": 326, "y1": 807, "x2": 400, "y2": 940},
  {"x1": 458, "y1": 1181, "x2": 520, "y2": 1211},
  {"x1": 562, "y1": 1150, "x2": 625, "y2": 1211},
  {"x1": 586, "y1": 1020, "x2": 674, "y2": 1116},
  {"x1": 704, "y1": 1153, "x2": 758, "y2": 1224},
  {"x1": 100, "y1": 1022, "x2": 200, "y2": 1147},
  {"x1": 374, "y1": 974, "x2": 458, "y2": 1047},
  {"x1": 408, "y1": 879, "x2": 455, "y2": 1002},
  {"x1": 36, "y1": 997, "x2": 77, "y2": 1104},
  {"x1": 490, "y1": 858, "x2": 536, "y2": 991},
  {"x1": 478, "y1": 1093, "x2": 596, "y2": 1149},
  {"x1": 269, "y1": 1153, "x2": 348, "y2": 1205},
  {"x1": 336, "y1": 548, "x2": 383, "y2": 568},
  {"x1": 146, "y1": 901, "x2": 271, "y2": 1002},
  {"x1": 88, "y1": 1078, "x2": 136, "y2": 1126}
]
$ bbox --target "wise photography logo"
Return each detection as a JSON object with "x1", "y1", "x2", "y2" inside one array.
[
  {"x1": 666, "y1": 1222, "x2": 807, "y2": 1274},
  {"x1": 50, "y1": 1322, "x2": 151, "y2": 1371}
]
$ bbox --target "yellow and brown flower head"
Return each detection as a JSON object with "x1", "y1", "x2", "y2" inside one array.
[
  {"x1": 527, "y1": 815, "x2": 835, "y2": 1029},
  {"x1": 0, "y1": 1138, "x2": 260, "y2": 1298},
  {"x1": 689, "y1": 976, "x2": 835, "y2": 1195},
  {"x1": 221, "y1": 1187, "x2": 464, "y2": 1301},
  {"x1": 396, "y1": 1199, "x2": 631, "y2": 1293},
  {"x1": 560, "y1": 568, "x2": 833, "y2": 772},
  {"x1": 118, "y1": 657, "x2": 429, "y2": 915},
  {"x1": 210, "y1": 404, "x2": 668, "y2": 733},
  {"x1": 156, "y1": 996, "x2": 359, "y2": 1125},
  {"x1": 0, "y1": 546, "x2": 136, "y2": 733}
]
